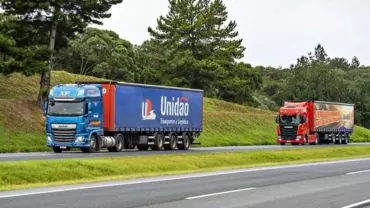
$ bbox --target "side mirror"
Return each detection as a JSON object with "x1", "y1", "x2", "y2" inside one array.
[{"x1": 43, "y1": 101, "x2": 48, "y2": 116}]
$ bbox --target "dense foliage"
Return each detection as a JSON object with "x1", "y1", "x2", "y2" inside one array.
[
  {"x1": 0, "y1": 0, "x2": 369, "y2": 128},
  {"x1": 0, "y1": 0, "x2": 123, "y2": 107},
  {"x1": 55, "y1": 28, "x2": 140, "y2": 82}
]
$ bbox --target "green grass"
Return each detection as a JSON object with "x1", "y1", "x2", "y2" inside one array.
[
  {"x1": 2, "y1": 146, "x2": 370, "y2": 191},
  {"x1": 199, "y1": 98, "x2": 276, "y2": 146},
  {"x1": 0, "y1": 71, "x2": 369, "y2": 152},
  {"x1": 0, "y1": 71, "x2": 106, "y2": 100},
  {"x1": 352, "y1": 126, "x2": 370, "y2": 142}
]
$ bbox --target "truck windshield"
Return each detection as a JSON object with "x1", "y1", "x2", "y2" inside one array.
[
  {"x1": 279, "y1": 115, "x2": 300, "y2": 124},
  {"x1": 47, "y1": 102, "x2": 85, "y2": 116}
]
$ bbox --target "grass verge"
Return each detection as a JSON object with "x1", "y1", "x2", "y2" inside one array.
[
  {"x1": 0, "y1": 71, "x2": 370, "y2": 152},
  {"x1": 1, "y1": 145, "x2": 370, "y2": 191}
]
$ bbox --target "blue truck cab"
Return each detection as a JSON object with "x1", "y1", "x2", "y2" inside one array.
[{"x1": 46, "y1": 84, "x2": 104, "y2": 153}]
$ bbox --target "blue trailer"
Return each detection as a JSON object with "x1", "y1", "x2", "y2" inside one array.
[{"x1": 45, "y1": 81, "x2": 203, "y2": 153}]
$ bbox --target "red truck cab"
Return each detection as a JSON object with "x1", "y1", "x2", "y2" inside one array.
[{"x1": 276, "y1": 101, "x2": 318, "y2": 145}]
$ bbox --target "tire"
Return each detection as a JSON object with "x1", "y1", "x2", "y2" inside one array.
[
  {"x1": 52, "y1": 147, "x2": 62, "y2": 153},
  {"x1": 334, "y1": 133, "x2": 340, "y2": 144},
  {"x1": 169, "y1": 134, "x2": 177, "y2": 150},
  {"x1": 137, "y1": 144, "x2": 149, "y2": 151},
  {"x1": 310, "y1": 134, "x2": 319, "y2": 145},
  {"x1": 178, "y1": 134, "x2": 190, "y2": 150},
  {"x1": 108, "y1": 133, "x2": 124, "y2": 152},
  {"x1": 81, "y1": 134, "x2": 98, "y2": 153},
  {"x1": 152, "y1": 133, "x2": 164, "y2": 151},
  {"x1": 324, "y1": 134, "x2": 330, "y2": 144},
  {"x1": 165, "y1": 134, "x2": 177, "y2": 150},
  {"x1": 301, "y1": 136, "x2": 308, "y2": 145},
  {"x1": 280, "y1": 143, "x2": 286, "y2": 146},
  {"x1": 342, "y1": 134, "x2": 348, "y2": 144}
]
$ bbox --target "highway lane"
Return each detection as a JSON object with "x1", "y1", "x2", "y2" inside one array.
[
  {"x1": 0, "y1": 142, "x2": 369, "y2": 161},
  {"x1": 2, "y1": 157, "x2": 370, "y2": 207}
]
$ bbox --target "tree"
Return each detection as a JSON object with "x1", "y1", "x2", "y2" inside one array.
[
  {"x1": 0, "y1": 14, "x2": 49, "y2": 75},
  {"x1": 55, "y1": 28, "x2": 139, "y2": 82},
  {"x1": 217, "y1": 62, "x2": 262, "y2": 104},
  {"x1": 329, "y1": 57, "x2": 350, "y2": 70},
  {"x1": 313, "y1": 44, "x2": 328, "y2": 62},
  {"x1": 147, "y1": 0, "x2": 245, "y2": 94},
  {"x1": 136, "y1": 40, "x2": 170, "y2": 85},
  {"x1": 351, "y1": 56, "x2": 360, "y2": 68},
  {"x1": 0, "y1": 0, "x2": 123, "y2": 108}
]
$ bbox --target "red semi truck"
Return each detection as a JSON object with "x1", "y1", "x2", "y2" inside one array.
[{"x1": 276, "y1": 100, "x2": 354, "y2": 145}]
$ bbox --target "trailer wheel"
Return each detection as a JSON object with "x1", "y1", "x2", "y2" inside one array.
[
  {"x1": 342, "y1": 134, "x2": 348, "y2": 144},
  {"x1": 334, "y1": 133, "x2": 340, "y2": 144},
  {"x1": 137, "y1": 144, "x2": 149, "y2": 151},
  {"x1": 178, "y1": 134, "x2": 190, "y2": 150},
  {"x1": 152, "y1": 133, "x2": 164, "y2": 151},
  {"x1": 52, "y1": 147, "x2": 62, "y2": 153},
  {"x1": 108, "y1": 133, "x2": 124, "y2": 152},
  {"x1": 169, "y1": 134, "x2": 178, "y2": 150}
]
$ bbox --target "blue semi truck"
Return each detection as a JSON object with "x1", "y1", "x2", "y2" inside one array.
[{"x1": 45, "y1": 81, "x2": 203, "y2": 153}]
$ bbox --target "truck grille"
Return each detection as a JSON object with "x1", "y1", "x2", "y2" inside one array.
[
  {"x1": 51, "y1": 124, "x2": 76, "y2": 143},
  {"x1": 280, "y1": 125, "x2": 298, "y2": 140}
]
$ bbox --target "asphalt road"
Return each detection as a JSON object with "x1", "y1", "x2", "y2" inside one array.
[
  {"x1": 2, "y1": 157, "x2": 370, "y2": 208},
  {"x1": 1, "y1": 143, "x2": 369, "y2": 161}
]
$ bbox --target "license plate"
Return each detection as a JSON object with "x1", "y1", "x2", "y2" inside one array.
[
  {"x1": 60, "y1": 146, "x2": 67, "y2": 149},
  {"x1": 284, "y1": 126, "x2": 293, "y2": 129}
]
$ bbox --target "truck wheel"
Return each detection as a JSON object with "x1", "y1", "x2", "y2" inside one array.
[
  {"x1": 309, "y1": 134, "x2": 319, "y2": 145},
  {"x1": 81, "y1": 134, "x2": 98, "y2": 153},
  {"x1": 178, "y1": 134, "x2": 190, "y2": 150},
  {"x1": 108, "y1": 133, "x2": 124, "y2": 152},
  {"x1": 169, "y1": 134, "x2": 178, "y2": 150},
  {"x1": 152, "y1": 133, "x2": 164, "y2": 151},
  {"x1": 342, "y1": 134, "x2": 348, "y2": 144},
  {"x1": 137, "y1": 144, "x2": 149, "y2": 151},
  {"x1": 53, "y1": 147, "x2": 62, "y2": 153},
  {"x1": 335, "y1": 133, "x2": 340, "y2": 144},
  {"x1": 165, "y1": 134, "x2": 177, "y2": 150},
  {"x1": 324, "y1": 134, "x2": 330, "y2": 144},
  {"x1": 301, "y1": 136, "x2": 308, "y2": 145}
]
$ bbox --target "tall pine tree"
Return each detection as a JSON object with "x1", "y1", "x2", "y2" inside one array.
[{"x1": 147, "y1": 0, "x2": 245, "y2": 94}]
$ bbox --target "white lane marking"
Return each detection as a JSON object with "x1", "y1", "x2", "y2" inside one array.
[
  {"x1": 1, "y1": 157, "x2": 370, "y2": 199},
  {"x1": 186, "y1": 187, "x2": 256, "y2": 200},
  {"x1": 346, "y1": 169, "x2": 370, "y2": 175},
  {"x1": 342, "y1": 199, "x2": 370, "y2": 208}
]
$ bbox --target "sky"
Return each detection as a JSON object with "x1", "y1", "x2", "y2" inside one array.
[{"x1": 95, "y1": 0, "x2": 370, "y2": 68}]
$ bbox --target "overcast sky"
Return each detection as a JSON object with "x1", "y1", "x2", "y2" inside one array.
[{"x1": 95, "y1": 0, "x2": 370, "y2": 68}]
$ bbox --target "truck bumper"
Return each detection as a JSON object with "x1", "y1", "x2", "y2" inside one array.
[
  {"x1": 46, "y1": 133, "x2": 91, "y2": 148},
  {"x1": 278, "y1": 137, "x2": 304, "y2": 145}
]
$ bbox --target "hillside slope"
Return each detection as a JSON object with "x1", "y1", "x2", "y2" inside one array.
[{"x1": 0, "y1": 71, "x2": 369, "y2": 152}]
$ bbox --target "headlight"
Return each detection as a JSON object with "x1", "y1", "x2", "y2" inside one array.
[
  {"x1": 75, "y1": 136, "x2": 84, "y2": 142},
  {"x1": 47, "y1": 136, "x2": 52, "y2": 143},
  {"x1": 296, "y1": 136, "x2": 302, "y2": 140}
]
